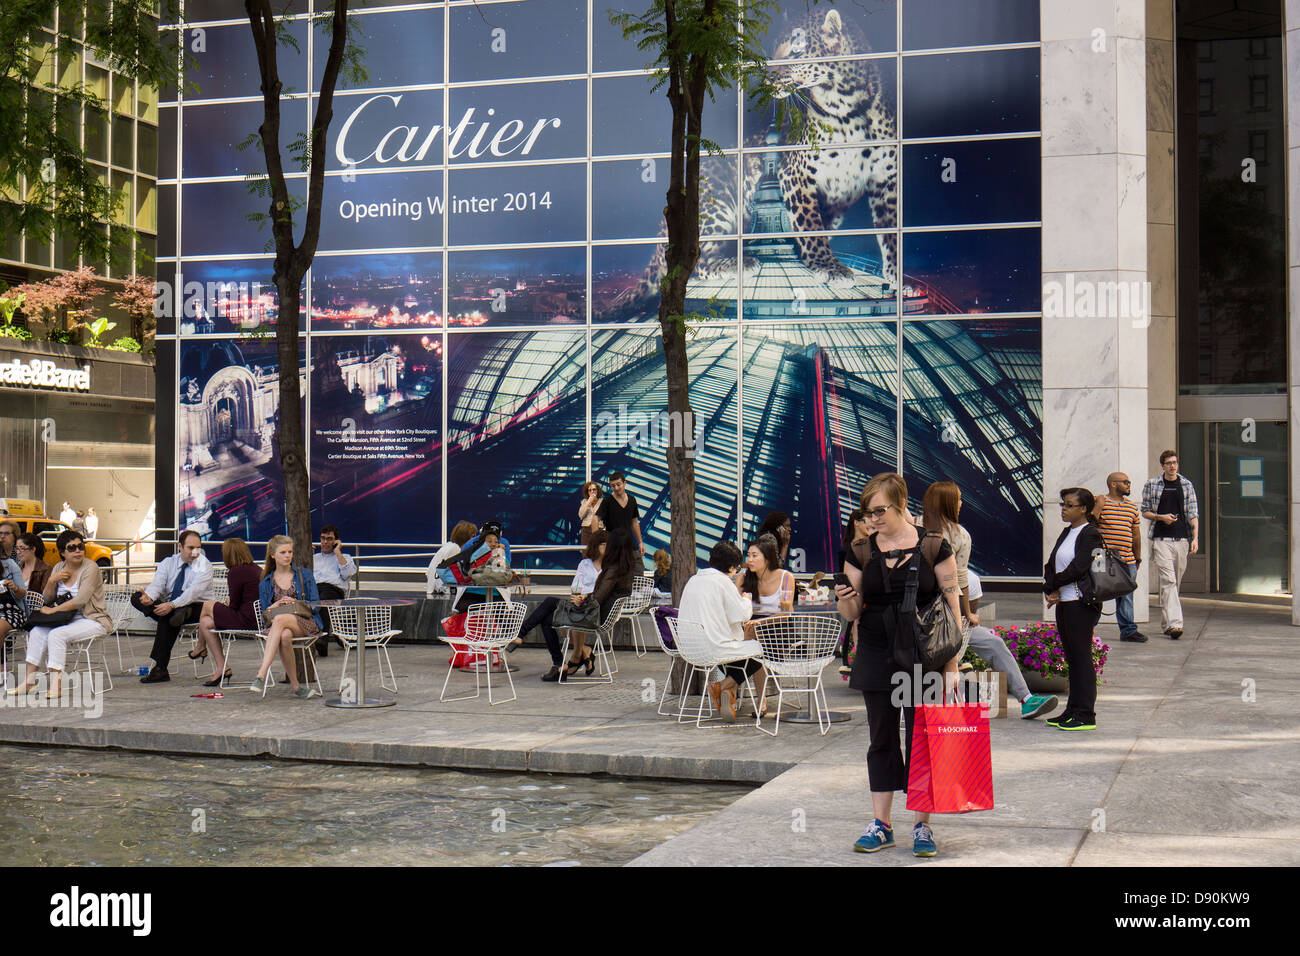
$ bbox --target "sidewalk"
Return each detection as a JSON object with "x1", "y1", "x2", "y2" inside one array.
[{"x1": 2, "y1": 594, "x2": 1296, "y2": 865}]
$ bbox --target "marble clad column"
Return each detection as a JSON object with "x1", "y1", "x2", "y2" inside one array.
[
  {"x1": 1041, "y1": 1, "x2": 1150, "y2": 614},
  {"x1": 1287, "y1": 1, "x2": 1300, "y2": 622}
]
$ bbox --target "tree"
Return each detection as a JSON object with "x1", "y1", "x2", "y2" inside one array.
[
  {"x1": 8, "y1": 264, "x2": 105, "y2": 341},
  {"x1": 242, "y1": 0, "x2": 364, "y2": 564},
  {"x1": 0, "y1": 2, "x2": 180, "y2": 262},
  {"x1": 113, "y1": 273, "x2": 158, "y2": 346},
  {"x1": 611, "y1": 0, "x2": 811, "y2": 602}
]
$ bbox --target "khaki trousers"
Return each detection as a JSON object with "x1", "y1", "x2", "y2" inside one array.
[{"x1": 1151, "y1": 538, "x2": 1189, "y2": 632}]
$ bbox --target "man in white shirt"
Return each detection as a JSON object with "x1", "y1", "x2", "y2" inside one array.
[
  {"x1": 678, "y1": 541, "x2": 766, "y2": 720},
  {"x1": 132, "y1": 529, "x2": 214, "y2": 684},
  {"x1": 312, "y1": 525, "x2": 356, "y2": 600},
  {"x1": 59, "y1": 502, "x2": 75, "y2": 525}
]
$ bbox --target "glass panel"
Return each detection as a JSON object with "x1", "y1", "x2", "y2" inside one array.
[
  {"x1": 1175, "y1": 1, "x2": 1286, "y2": 394},
  {"x1": 184, "y1": 22, "x2": 308, "y2": 100},
  {"x1": 902, "y1": 228, "x2": 1041, "y2": 315},
  {"x1": 85, "y1": 107, "x2": 109, "y2": 163},
  {"x1": 592, "y1": 75, "x2": 737, "y2": 155},
  {"x1": 137, "y1": 82, "x2": 158, "y2": 123},
  {"x1": 310, "y1": 332, "x2": 443, "y2": 543},
  {"x1": 902, "y1": 138, "x2": 1040, "y2": 227},
  {"x1": 447, "y1": 246, "x2": 585, "y2": 328},
  {"x1": 741, "y1": 321, "x2": 899, "y2": 571},
  {"x1": 108, "y1": 226, "x2": 133, "y2": 277},
  {"x1": 112, "y1": 74, "x2": 133, "y2": 115},
  {"x1": 310, "y1": 252, "x2": 443, "y2": 332},
  {"x1": 180, "y1": 177, "x2": 306, "y2": 257},
  {"x1": 446, "y1": 329, "x2": 589, "y2": 546},
  {"x1": 325, "y1": 88, "x2": 444, "y2": 172},
  {"x1": 592, "y1": 325, "x2": 740, "y2": 560},
  {"x1": 744, "y1": 58, "x2": 897, "y2": 144},
  {"x1": 449, "y1": 0, "x2": 586, "y2": 83},
  {"x1": 594, "y1": 155, "x2": 737, "y2": 241},
  {"x1": 1176, "y1": 421, "x2": 1208, "y2": 591},
  {"x1": 1214, "y1": 421, "x2": 1287, "y2": 594},
  {"x1": 742, "y1": 234, "x2": 901, "y2": 320},
  {"x1": 136, "y1": 177, "x2": 157, "y2": 232},
  {"x1": 902, "y1": 318, "x2": 1042, "y2": 577},
  {"x1": 58, "y1": 50, "x2": 81, "y2": 89},
  {"x1": 111, "y1": 170, "x2": 132, "y2": 225},
  {"x1": 157, "y1": 183, "x2": 175, "y2": 259},
  {"x1": 446, "y1": 163, "x2": 584, "y2": 246},
  {"x1": 764, "y1": 0, "x2": 897, "y2": 57},
  {"x1": 86, "y1": 65, "x2": 109, "y2": 100},
  {"x1": 901, "y1": 48, "x2": 1040, "y2": 138},
  {"x1": 592, "y1": 242, "x2": 662, "y2": 324},
  {"x1": 182, "y1": 98, "x2": 306, "y2": 179},
  {"x1": 593, "y1": 0, "x2": 652, "y2": 72},
  {"x1": 137, "y1": 122, "x2": 158, "y2": 177},
  {"x1": 448, "y1": 79, "x2": 586, "y2": 163},
  {"x1": 317, "y1": 169, "x2": 444, "y2": 252},
  {"x1": 176, "y1": 259, "x2": 296, "y2": 335},
  {"x1": 112, "y1": 114, "x2": 134, "y2": 168},
  {"x1": 313, "y1": 8, "x2": 442, "y2": 91},
  {"x1": 177, "y1": 337, "x2": 306, "y2": 544},
  {"x1": 902, "y1": 0, "x2": 1038, "y2": 50}
]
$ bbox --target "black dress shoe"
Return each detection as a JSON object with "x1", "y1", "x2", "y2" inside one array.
[
  {"x1": 167, "y1": 609, "x2": 189, "y2": 627},
  {"x1": 540, "y1": 665, "x2": 561, "y2": 682},
  {"x1": 140, "y1": 667, "x2": 170, "y2": 684},
  {"x1": 1169, "y1": 629, "x2": 1182, "y2": 640},
  {"x1": 1120, "y1": 632, "x2": 1148, "y2": 642}
]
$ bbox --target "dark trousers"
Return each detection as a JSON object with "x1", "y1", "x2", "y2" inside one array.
[
  {"x1": 862, "y1": 689, "x2": 918, "y2": 794},
  {"x1": 520, "y1": 597, "x2": 561, "y2": 664},
  {"x1": 132, "y1": 594, "x2": 202, "y2": 667},
  {"x1": 1057, "y1": 599, "x2": 1101, "y2": 723},
  {"x1": 314, "y1": 583, "x2": 345, "y2": 654}
]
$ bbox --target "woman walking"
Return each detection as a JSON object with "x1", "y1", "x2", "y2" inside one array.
[
  {"x1": 1043, "y1": 487, "x2": 1107, "y2": 731},
  {"x1": 836, "y1": 473, "x2": 962, "y2": 858}
]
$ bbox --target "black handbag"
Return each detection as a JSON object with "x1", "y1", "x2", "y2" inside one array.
[
  {"x1": 552, "y1": 596, "x2": 600, "y2": 629},
  {"x1": 1084, "y1": 547, "x2": 1137, "y2": 602},
  {"x1": 890, "y1": 541, "x2": 964, "y2": 672},
  {"x1": 22, "y1": 608, "x2": 77, "y2": 629}
]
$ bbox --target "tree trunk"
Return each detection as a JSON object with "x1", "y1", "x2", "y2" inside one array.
[{"x1": 276, "y1": 276, "x2": 312, "y2": 562}]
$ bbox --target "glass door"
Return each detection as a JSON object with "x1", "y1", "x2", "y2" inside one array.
[{"x1": 1212, "y1": 421, "x2": 1289, "y2": 595}]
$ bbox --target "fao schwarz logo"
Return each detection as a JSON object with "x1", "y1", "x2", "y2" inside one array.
[{"x1": 49, "y1": 886, "x2": 151, "y2": 936}]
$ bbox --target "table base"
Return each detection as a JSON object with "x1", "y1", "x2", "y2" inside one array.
[
  {"x1": 325, "y1": 696, "x2": 397, "y2": 709},
  {"x1": 780, "y1": 710, "x2": 852, "y2": 724}
]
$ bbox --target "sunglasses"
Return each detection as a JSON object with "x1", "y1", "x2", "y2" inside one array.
[
  {"x1": 864, "y1": 507, "x2": 892, "y2": 519},
  {"x1": 63, "y1": 543, "x2": 85, "y2": 552}
]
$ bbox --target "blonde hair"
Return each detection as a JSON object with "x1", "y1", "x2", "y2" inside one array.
[
  {"x1": 264, "y1": 534, "x2": 293, "y2": 576},
  {"x1": 860, "y1": 472, "x2": 909, "y2": 514},
  {"x1": 222, "y1": 537, "x2": 255, "y2": 569},
  {"x1": 652, "y1": 549, "x2": 671, "y2": 575}
]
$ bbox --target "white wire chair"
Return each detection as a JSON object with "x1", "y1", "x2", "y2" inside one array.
[
  {"x1": 66, "y1": 618, "x2": 116, "y2": 693},
  {"x1": 661, "y1": 616, "x2": 716, "y2": 721},
  {"x1": 620, "y1": 577, "x2": 656, "y2": 658},
  {"x1": 213, "y1": 598, "x2": 267, "y2": 690},
  {"x1": 438, "y1": 601, "x2": 526, "y2": 704},
  {"x1": 670, "y1": 618, "x2": 762, "y2": 729},
  {"x1": 102, "y1": 583, "x2": 139, "y2": 673},
  {"x1": 751, "y1": 614, "x2": 843, "y2": 736},
  {"x1": 2, "y1": 589, "x2": 46, "y2": 687},
  {"x1": 177, "y1": 573, "x2": 228, "y2": 678},
  {"x1": 330, "y1": 604, "x2": 402, "y2": 694},
  {"x1": 557, "y1": 595, "x2": 625, "y2": 686}
]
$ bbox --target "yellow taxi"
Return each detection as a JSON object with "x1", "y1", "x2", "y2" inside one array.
[{"x1": 0, "y1": 499, "x2": 115, "y2": 567}]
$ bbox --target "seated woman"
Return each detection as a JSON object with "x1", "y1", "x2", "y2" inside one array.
[
  {"x1": 192, "y1": 537, "x2": 262, "y2": 687},
  {"x1": 679, "y1": 541, "x2": 767, "y2": 720},
  {"x1": 651, "y1": 549, "x2": 672, "y2": 597},
  {"x1": 426, "y1": 521, "x2": 477, "y2": 596},
  {"x1": 250, "y1": 535, "x2": 324, "y2": 699},
  {"x1": 735, "y1": 533, "x2": 796, "y2": 614},
  {"x1": 7, "y1": 530, "x2": 111, "y2": 699},
  {"x1": 562, "y1": 528, "x2": 637, "y2": 678},
  {"x1": 0, "y1": 532, "x2": 53, "y2": 655},
  {"x1": 452, "y1": 520, "x2": 511, "y2": 613},
  {"x1": 512, "y1": 530, "x2": 608, "y2": 681}
]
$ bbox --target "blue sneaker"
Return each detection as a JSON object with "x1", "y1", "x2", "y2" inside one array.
[
  {"x1": 913, "y1": 822, "x2": 937, "y2": 857},
  {"x1": 1020, "y1": 694, "x2": 1058, "y2": 719},
  {"x1": 852, "y1": 819, "x2": 895, "y2": 853}
]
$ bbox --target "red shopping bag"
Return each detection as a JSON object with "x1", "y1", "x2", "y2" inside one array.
[
  {"x1": 442, "y1": 612, "x2": 480, "y2": 667},
  {"x1": 905, "y1": 702, "x2": 994, "y2": 813}
]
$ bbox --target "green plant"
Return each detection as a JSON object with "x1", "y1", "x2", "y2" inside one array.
[
  {"x1": 989, "y1": 622, "x2": 1110, "y2": 686},
  {"x1": 107, "y1": 336, "x2": 142, "y2": 353},
  {"x1": 0, "y1": 291, "x2": 25, "y2": 325},
  {"x1": 46, "y1": 328, "x2": 76, "y2": 344},
  {"x1": 0, "y1": 325, "x2": 33, "y2": 341},
  {"x1": 86, "y1": 317, "x2": 117, "y2": 348}
]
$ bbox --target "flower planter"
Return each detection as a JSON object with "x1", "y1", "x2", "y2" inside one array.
[{"x1": 1019, "y1": 668, "x2": 1069, "y2": 694}]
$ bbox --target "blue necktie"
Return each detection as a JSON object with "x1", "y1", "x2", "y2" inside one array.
[{"x1": 171, "y1": 561, "x2": 188, "y2": 602}]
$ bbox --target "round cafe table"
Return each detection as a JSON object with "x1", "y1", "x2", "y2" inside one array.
[
  {"x1": 312, "y1": 597, "x2": 414, "y2": 709},
  {"x1": 752, "y1": 603, "x2": 851, "y2": 725}
]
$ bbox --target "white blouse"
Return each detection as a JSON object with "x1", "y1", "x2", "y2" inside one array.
[{"x1": 1054, "y1": 525, "x2": 1084, "y2": 602}]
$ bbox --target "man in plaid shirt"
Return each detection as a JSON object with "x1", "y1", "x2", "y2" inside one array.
[{"x1": 1141, "y1": 450, "x2": 1199, "y2": 639}]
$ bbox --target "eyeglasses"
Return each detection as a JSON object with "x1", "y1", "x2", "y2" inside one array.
[
  {"x1": 864, "y1": 507, "x2": 891, "y2": 519},
  {"x1": 63, "y1": 543, "x2": 85, "y2": 552}
]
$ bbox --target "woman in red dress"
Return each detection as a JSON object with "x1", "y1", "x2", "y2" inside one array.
[{"x1": 193, "y1": 537, "x2": 262, "y2": 686}]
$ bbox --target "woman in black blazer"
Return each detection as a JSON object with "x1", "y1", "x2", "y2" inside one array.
[{"x1": 1043, "y1": 487, "x2": 1106, "y2": 731}]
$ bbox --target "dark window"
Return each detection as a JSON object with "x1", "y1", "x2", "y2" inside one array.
[
  {"x1": 1248, "y1": 130, "x2": 1268, "y2": 164},
  {"x1": 1197, "y1": 78, "x2": 1214, "y2": 114},
  {"x1": 1249, "y1": 75, "x2": 1268, "y2": 110}
]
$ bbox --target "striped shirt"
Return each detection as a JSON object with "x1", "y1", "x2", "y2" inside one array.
[{"x1": 1096, "y1": 497, "x2": 1140, "y2": 563}]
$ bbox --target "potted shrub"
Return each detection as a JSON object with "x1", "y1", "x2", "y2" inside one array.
[{"x1": 963, "y1": 621, "x2": 1109, "y2": 694}]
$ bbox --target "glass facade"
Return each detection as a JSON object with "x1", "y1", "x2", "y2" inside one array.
[{"x1": 160, "y1": 0, "x2": 1043, "y2": 575}]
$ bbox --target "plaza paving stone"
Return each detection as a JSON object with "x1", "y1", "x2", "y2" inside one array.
[{"x1": 1, "y1": 593, "x2": 1296, "y2": 865}]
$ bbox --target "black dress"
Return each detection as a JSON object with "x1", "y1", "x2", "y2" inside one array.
[{"x1": 847, "y1": 533, "x2": 952, "y2": 692}]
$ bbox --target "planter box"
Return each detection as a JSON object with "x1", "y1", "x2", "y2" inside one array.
[
  {"x1": 1019, "y1": 667, "x2": 1069, "y2": 694},
  {"x1": 962, "y1": 670, "x2": 1007, "y2": 717}
]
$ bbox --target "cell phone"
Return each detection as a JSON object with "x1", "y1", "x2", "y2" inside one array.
[{"x1": 833, "y1": 572, "x2": 851, "y2": 588}]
